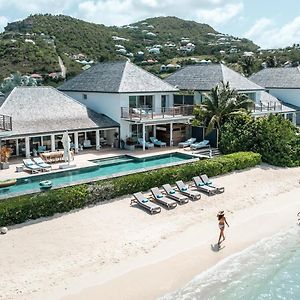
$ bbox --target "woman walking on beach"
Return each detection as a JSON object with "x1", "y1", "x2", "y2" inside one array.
[{"x1": 217, "y1": 211, "x2": 229, "y2": 246}]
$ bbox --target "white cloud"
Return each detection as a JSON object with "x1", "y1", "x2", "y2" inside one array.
[
  {"x1": 245, "y1": 16, "x2": 300, "y2": 48},
  {"x1": 196, "y1": 2, "x2": 244, "y2": 26},
  {"x1": 77, "y1": 0, "x2": 244, "y2": 26},
  {"x1": 0, "y1": 16, "x2": 8, "y2": 32}
]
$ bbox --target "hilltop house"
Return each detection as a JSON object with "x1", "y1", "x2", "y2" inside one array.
[
  {"x1": 164, "y1": 63, "x2": 296, "y2": 123},
  {"x1": 59, "y1": 61, "x2": 195, "y2": 150},
  {"x1": 0, "y1": 87, "x2": 119, "y2": 157},
  {"x1": 250, "y1": 67, "x2": 300, "y2": 121}
]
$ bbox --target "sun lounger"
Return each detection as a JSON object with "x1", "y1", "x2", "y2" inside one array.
[
  {"x1": 150, "y1": 187, "x2": 177, "y2": 209},
  {"x1": 193, "y1": 176, "x2": 218, "y2": 196},
  {"x1": 178, "y1": 138, "x2": 196, "y2": 148},
  {"x1": 131, "y1": 192, "x2": 161, "y2": 214},
  {"x1": 200, "y1": 174, "x2": 225, "y2": 193},
  {"x1": 150, "y1": 137, "x2": 167, "y2": 147},
  {"x1": 190, "y1": 140, "x2": 210, "y2": 150},
  {"x1": 176, "y1": 180, "x2": 201, "y2": 200},
  {"x1": 137, "y1": 138, "x2": 154, "y2": 149},
  {"x1": 33, "y1": 157, "x2": 52, "y2": 171},
  {"x1": 162, "y1": 184, "x2": 189, "y2": 204},
  {"x1": 23, "y1": 159, "x2": 42, "y2": 174}
]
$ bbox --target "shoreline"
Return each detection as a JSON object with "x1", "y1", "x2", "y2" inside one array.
[
  {"x1": 59, "y1": 192, "x2": 300, "y2": 300},
  {"x1": 0, "y1": 165, "x2": 299, "y2": 300}
]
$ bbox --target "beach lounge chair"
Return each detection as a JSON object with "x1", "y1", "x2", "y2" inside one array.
[
  {"x1": 193, "y1": 176, "x2": 218, "y2": 196},
  {"x1": 23, "y1": 159, "x2": 42, "y2": 174},
  {"x1": 150, "y1": 187, "x2": 177, "y2": 209},
  {"x1": 150, "y1": 137, "x2": 167, "y2": 147},
  {"x1": 137, "y1": 138, "x2": 154, "y2": 149},
  {"x1": 33, "y1": 157, "x2": 52, "y2": 171},
  {"x1": 200, "y1": 174, "x2": 225, "y2": 193},
  {"x1": 190, "y1": 140, "x2": 210, "y2": 150},
  {"x1": 178, "y1": 138, "x2": 196, "y2": 148},
  {"x1": 131, "y1": 192, "x2": 161, "y2": 214},
  {"x1": 162, "y1": 184, "x2": 189, "y2": 204},
  {"x1": 176, "y1": 181, "x2": 201, "y2": 200}
]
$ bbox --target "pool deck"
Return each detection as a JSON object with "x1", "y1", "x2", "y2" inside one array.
[{"x1": 0, "y1": 146, "x2": 198, "y2": 181}]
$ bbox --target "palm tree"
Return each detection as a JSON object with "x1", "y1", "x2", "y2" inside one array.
[{"x1": 193, "y1": 81, "x2": 253, "y2": 133}]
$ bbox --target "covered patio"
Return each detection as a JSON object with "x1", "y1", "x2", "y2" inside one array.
[{"x1": 0, "y1": 86, "x2": 119, "y2": 158}]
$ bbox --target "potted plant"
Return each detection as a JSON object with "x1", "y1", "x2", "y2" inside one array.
[
  {"x1": 113, "y1": 132, "x2": 119, "y2": 148},
  {"x1": 125, "y1": 137, "x2": 135, "y2": 151},
  {"x1": 0, "y1": 146, "x2": 12, "y2": 170}
]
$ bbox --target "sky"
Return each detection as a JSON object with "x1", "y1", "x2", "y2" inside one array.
[{"x1": 0, "y1": 0, "x2": 299, "y2": 49}]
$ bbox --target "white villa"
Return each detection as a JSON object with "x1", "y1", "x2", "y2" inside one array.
[
  {"x1": 0, "y1": 87, "x2": 119, "y2": 158},
  {"x1": 59, "y1": 61, "x2": 195, "y2": 150},
  {"x1": 164, "y1": 63, "x2": 297, "y2": 123},
  {"x1": 250, "y1": 67, "x2": 300, "y2": 124}
]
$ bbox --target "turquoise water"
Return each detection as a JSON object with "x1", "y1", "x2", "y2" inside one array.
[
  {"x1": 0, "y1": 153, "x2": 195, "y2": 199},
  {"x1": 161, "y1": 226, "x2": 300, "y2": 300}
]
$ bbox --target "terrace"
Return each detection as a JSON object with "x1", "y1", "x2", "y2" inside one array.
[{"x1": 121, "y1": 105, "x2": 195, "y2": 121}]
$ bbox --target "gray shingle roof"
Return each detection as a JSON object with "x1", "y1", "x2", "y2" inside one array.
[
  {"x1": 59, "y1": 61, "x2": 178, "y2": 93},
  {"x1": 164, "y1": 63, "x2": 264, "y2": 91},
  {"x1": 249, "y1": 67, "x2": 300, "y2": 88},
  {"x1": 0, "y1": 87, "x2": 119, "y2": 136}
]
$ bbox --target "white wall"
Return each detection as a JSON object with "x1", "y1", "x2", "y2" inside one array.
[
  {"x1": 64, "y1": 91, "x2": 122, "y2": 123},
  {"x1": 268, "y1": 88, "x2": 300, "y2": 107}
]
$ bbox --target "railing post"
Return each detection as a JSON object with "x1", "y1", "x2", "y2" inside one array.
[
  {"x1": 163, "y1": 107, "x2": 165, "y2": 118},
  {"x1": 3, "y1": 115, "x2": 5, "y2": 130},
  {"x1": 151, "y1": 110, "x2": 153, "y2": 119}
]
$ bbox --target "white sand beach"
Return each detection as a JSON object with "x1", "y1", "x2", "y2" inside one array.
[{"x1": 0, "y1": 165, "x2": 299, "y2": 300}]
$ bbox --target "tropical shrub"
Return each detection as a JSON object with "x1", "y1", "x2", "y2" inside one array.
[
  {"x1": 220, "y1": 114, "x2": 300, "y2": 167},
  {"x1": 0, "y1": 152, "x2": 261, "y2": 226}
]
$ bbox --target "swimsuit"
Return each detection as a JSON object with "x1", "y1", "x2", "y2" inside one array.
[{"x1": 219, "y1": 223, "x2": 225, "y2": 229}]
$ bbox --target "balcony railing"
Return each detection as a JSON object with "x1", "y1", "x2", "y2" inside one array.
[
  {"x1": 0, "y1": 114, "x2": 12, "y2": 131},
  {"x1": 252, "y1": 101, "x2": 283, "y2": 112},
  {"x1": 121, "y1": 105, "x2": 195, "y2": 120}
]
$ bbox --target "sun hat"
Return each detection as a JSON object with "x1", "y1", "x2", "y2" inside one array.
[{"x1": 217, "y1": 210, "x2": 225, "y2": 216}]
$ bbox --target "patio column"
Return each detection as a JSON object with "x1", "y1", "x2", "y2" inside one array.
[
  {"x1": 25, "y1": 136, "x2": 30, "y2": 158},
  {"x1": 16, "y1": 139, "x2": 19, "y2": 156},
  {"x1": 142, "y1": 123, "x2": 146, "y2": 151},
  {"x1": 170, "y1": 122, "x2": 173, "y2": 146},
  {"x1": 51, "y1": 134, "x2": 55, "y2": 152},
  {"x1": 292, "y1": 112, "x2": 297, "y2": 125},
  {"x1": 84, "y1": 132, "x2": 88, "y2": 140},
  {"x1": 153, "y1": 125, "x2": 157, "y2": 138},
  {"x1": 96, "y1": 129, "x2": 101, "y2": 150},
  {"x1": 41, "y1": 136, "x2": 44, "y2": 146},
  {"x1": 74, "y1": 131, "x2": 79, "y2": 153}
]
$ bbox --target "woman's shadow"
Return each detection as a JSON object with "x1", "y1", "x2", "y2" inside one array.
[{"x1": 211, "y1": 243, "x2": 225, "y2": 252}]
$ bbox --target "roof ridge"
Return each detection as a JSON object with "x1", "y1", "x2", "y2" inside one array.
[
  {"x1": 118, "y1": 61, "x2": 129, "y2": 93},
  {"x1": 125, "y1": 60, "x2": 178, "y2": 91}
]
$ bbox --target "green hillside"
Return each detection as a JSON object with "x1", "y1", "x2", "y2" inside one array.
[{"x1": 0, "y1": 14, "x2": 259, "y2": 81}]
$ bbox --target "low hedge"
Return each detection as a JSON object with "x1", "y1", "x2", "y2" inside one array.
[{"x1": 0, "y1": 151, "x2": 261, "y2": 226}]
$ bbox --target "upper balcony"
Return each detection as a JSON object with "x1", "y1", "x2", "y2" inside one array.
[
  {"x1": 252, "y1": 101, "x2": 283, "y2": 113},
  {"x1": 121, "y1": 105, "x2": 195, "y2": 121}
]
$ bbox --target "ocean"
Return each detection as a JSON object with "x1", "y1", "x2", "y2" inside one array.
[{"x1": 161, "y1": 225, "x2": 300, "y2": 300}]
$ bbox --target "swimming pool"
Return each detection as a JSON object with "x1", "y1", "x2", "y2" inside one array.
[{"x1": 0, "y1": 152, "x2": 197, "y2": 199}]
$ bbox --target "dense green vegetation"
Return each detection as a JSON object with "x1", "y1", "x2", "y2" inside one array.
[
  {"x1": 220, "y1": 114, "x2": 300, "y2": 167},
  {"x1": 192, "y1": 82, "x2": 253, "y2": 132},
  {"x1": 0, "y1": 152, "x2": 261, "y2": 226},
  {"x1": 0, "y1": 14, "x2": 258, "y2": 81}
]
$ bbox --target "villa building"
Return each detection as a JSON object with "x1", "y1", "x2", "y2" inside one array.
[
  {"x1": 250, "y1": 67, "x2": 300, "y2": 124},
  {"x1": 59, "y1": 61, "x2": 195, "y2": 150},
  {"x1": 165, "y1": 63, "x2": 297, "y2": 123},
  {"x1": 0, "y1": 87, "x2": 119, "y2": 158}
]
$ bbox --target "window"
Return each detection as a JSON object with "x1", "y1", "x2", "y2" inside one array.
[
  {"x1": 129, "y1": 96, "x2": 137, "y2": 108},
  {"x1": 161, "y1": 95, "x2": 169, "y2": 108},
  {"x1": 82, "y1": 94, "x2": 88, "y2": 100},
  {"x1": 129, "y1": 95, "x2": 153, "y2": 108},
  {"x1": 174, "y1": 94, "x2": 194, "y2": 105}
]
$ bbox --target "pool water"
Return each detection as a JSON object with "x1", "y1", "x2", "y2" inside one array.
[{"x1": 0, "y1": 152, "x2": 195, "y2": 199}]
